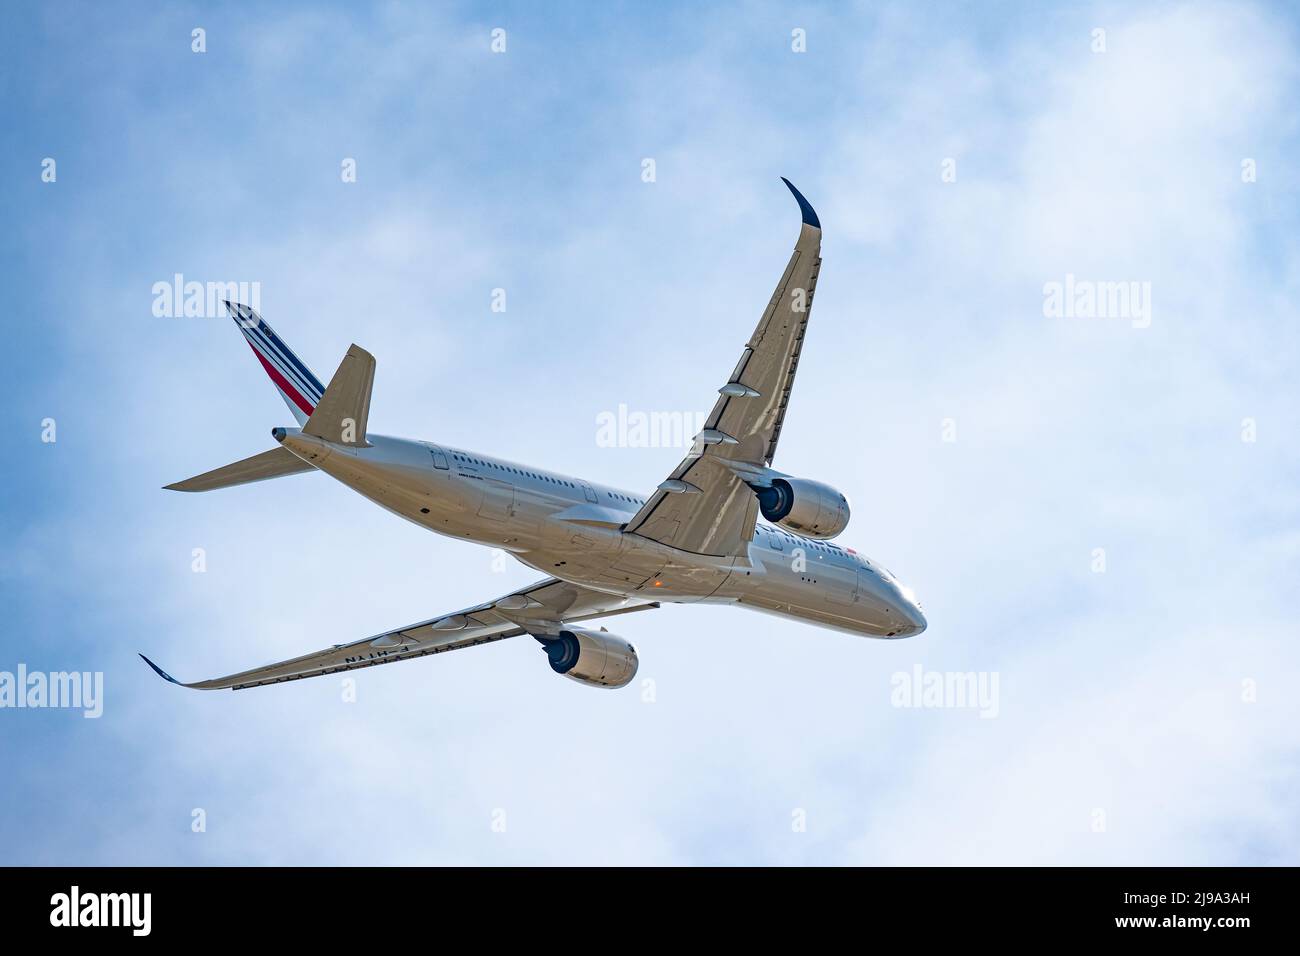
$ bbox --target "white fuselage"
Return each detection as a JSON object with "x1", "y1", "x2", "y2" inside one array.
[{"x1": 279, "y1": 430, "x2": 927, "y2": 639}]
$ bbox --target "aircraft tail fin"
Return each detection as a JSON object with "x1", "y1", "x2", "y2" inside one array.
[
  {"x1": 224, "y1": 300, "x2": 326, "y2": 426},
  {"x1": 164, "y1": 446, "x2": 314, "y2": 493},
  {"x1": 302, "y1": 344, "x2": 376, "y2": 446}
]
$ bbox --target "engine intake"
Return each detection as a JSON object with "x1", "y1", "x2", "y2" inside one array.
[
  {"x1": 537, "y1": 627, "x2": 639, "y2": 689},
  {"x1": 753, "y1": 477, "x2": 850, "y2": 540}
]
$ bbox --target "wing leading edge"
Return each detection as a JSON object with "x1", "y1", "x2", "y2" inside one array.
[
  {"x1": 623, "y1": 178, "x2": 823, "y2": 557},
  {"x1": 141, "y1": 579, "x2": 658, "y2": 690}
]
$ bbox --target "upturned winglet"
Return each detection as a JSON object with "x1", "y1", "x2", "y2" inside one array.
[
  {"x1": 781, "y1": 177, "x2": 820, "y2": 230},
  {"x1": 139, "y1": 653, "x2": 183, "y2": 686}
]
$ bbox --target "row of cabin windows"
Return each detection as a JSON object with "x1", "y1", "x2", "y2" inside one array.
[
  {"x1": 452, "y1": 452, "x2": 578, "y2": 489},
  {"x1": 449, "y1": 450, "x2": 611, "y2": 494},
  {"x1": 759, "y1": 525, "x2": 843, "y2": 556},
  {"x1": 450, "y1": 452, "x2": 647, "y2": 506}
]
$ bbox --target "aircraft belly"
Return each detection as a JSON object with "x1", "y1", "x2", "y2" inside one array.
[
  {"x1": 737, "y1": 595, "x2": 888, "y2": 637},
  {"x1": 723, "y1": 548, "x2": 893, "y2": 635},
  {"x1": 476, "y1": 478, "x2": 516, "y2": 521},
  {"x1": 821, "y1": 561, "x2": 859, "y2": 606},
  {"x1": 516, "y1": 530, "x2": 742, "y2": 603},
  {"x1": 592, "y1": 538, "x2": 666, "y2": 590},
  {"x1": 639, "y1": 562, "x2": 735, "y2": 603}
]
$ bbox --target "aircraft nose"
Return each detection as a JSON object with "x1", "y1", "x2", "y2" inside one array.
[
  {"x1": 891, "y1": 589, "x2": 927, "y2": 637},
  {"x1": 902, "y1": 602, "x2": 927, "y2": 636}
]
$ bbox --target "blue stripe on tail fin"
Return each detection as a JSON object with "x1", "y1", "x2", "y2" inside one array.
[{"x1": 223, "y1": 301, "x2": 324, "y2": 426}]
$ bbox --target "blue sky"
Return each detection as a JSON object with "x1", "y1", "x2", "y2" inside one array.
[{"x1": 2, "y1": 0, "x2": 1297, "y2": 864}]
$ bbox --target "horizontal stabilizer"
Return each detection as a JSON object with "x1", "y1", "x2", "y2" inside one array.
[
  {"x1": 302, "y1": 344, "x2": 375, "y2": 446},
  {"x1": 164, "y1": 446, "x2": 314, "y2": 493}
]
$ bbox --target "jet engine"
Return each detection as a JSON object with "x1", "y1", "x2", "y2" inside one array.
[
  {"x1": 536, "y1": 627, "x2": 639, "y2": 689},
  {"x1": 751, "y1": 477, "x2": 850, "y2": 540}
]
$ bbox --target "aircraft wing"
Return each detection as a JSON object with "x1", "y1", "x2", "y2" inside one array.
[
  {"x1": 140, "y1": 578, "x2": 657, "y2": 690},
  {"x1": 623, "y1": 178, "x2": 823, "y2": 558}
]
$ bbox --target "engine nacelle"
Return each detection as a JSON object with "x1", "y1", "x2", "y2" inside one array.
[
  {"x1": 753, "y1": 477, "x2": 850, "y2": 540},
  {"x1": 537, "y1": 627, "x2": 639, "y2": 689}
]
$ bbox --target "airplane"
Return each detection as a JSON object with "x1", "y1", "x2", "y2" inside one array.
[{"x1": 140, "y1": 179, "x2": 927, "y2": 692}]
